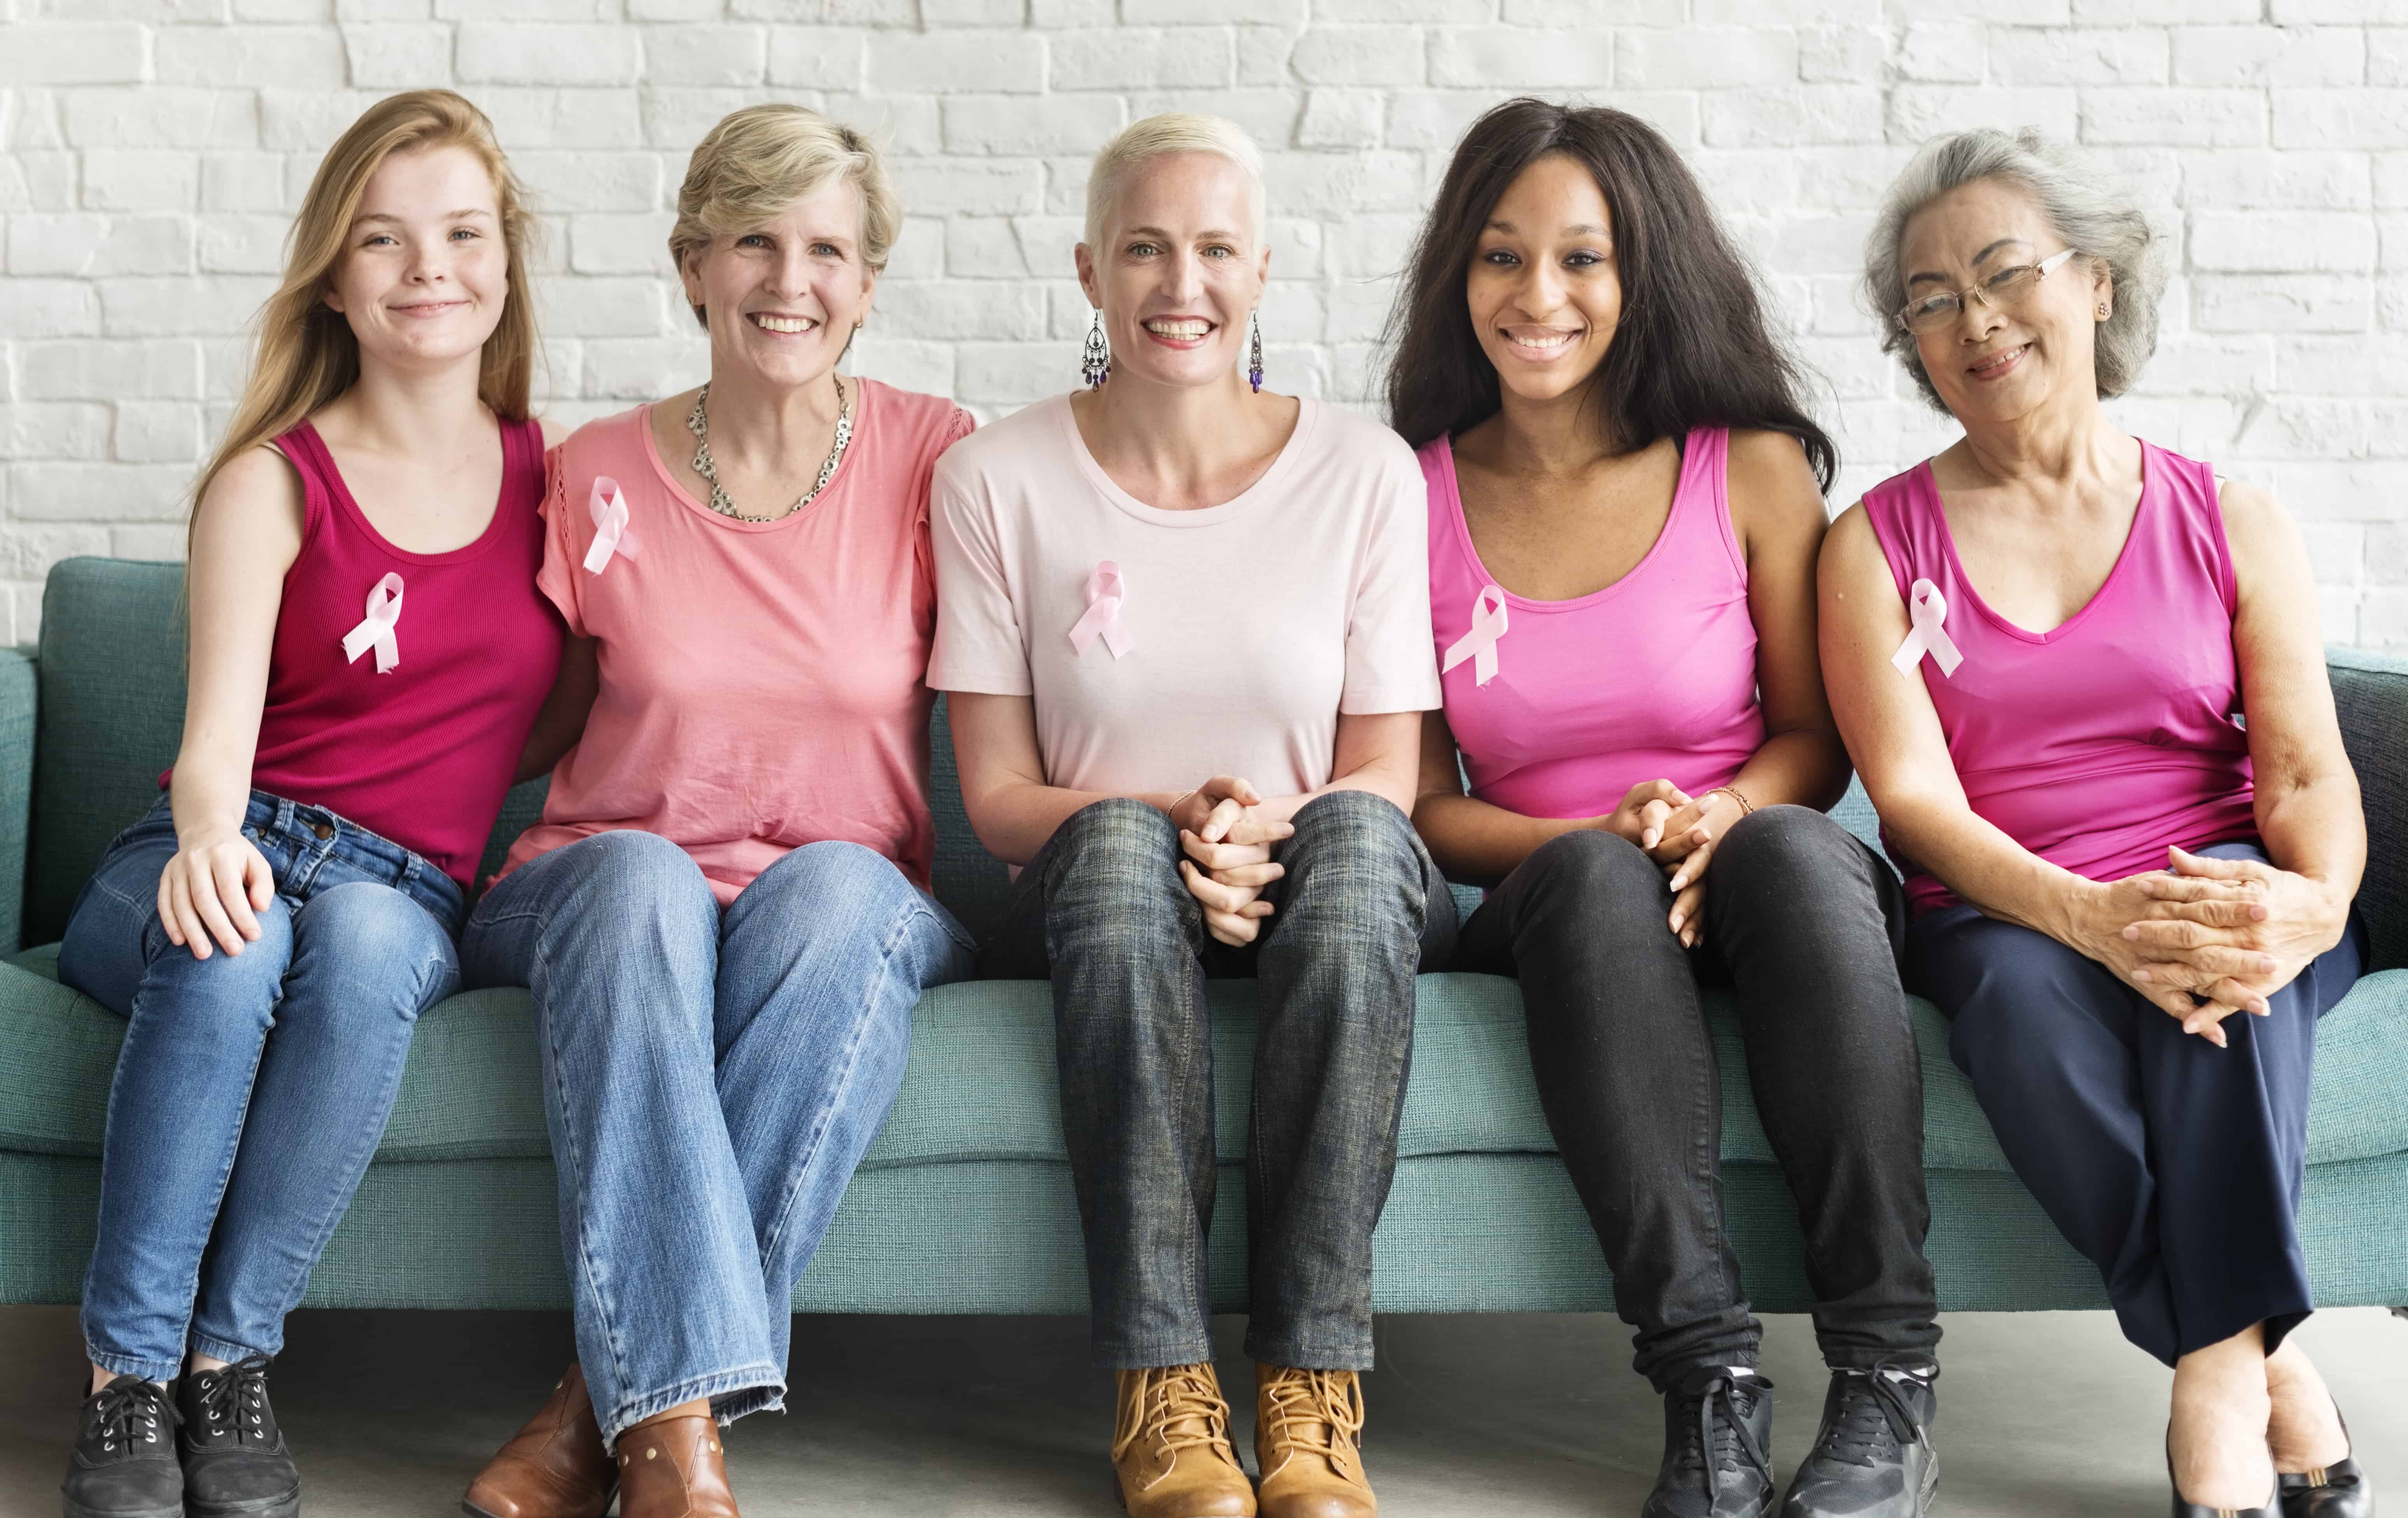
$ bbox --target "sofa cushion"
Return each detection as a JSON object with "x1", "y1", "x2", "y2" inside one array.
[{"x1": 7, "y1": 946, "x2": 2403, "y2": 1175}]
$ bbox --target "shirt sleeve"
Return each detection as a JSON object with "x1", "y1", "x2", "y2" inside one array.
[
  {"x1": 533, "y1": 444, "x2": 588, "y2": 640},
  {"x1": 926, "y1": 450, "x2": 1034, "y2": 696},
  {"x1": 1339, "y1": 447, "x2": 1444, "y2": 716},
  {"x1": 913, "y1": 406, "x2": 978, "y2": 638}
]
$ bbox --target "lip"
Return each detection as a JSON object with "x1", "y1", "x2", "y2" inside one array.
[
  {"x1": 388, "y1": 299, "x2": 467, "y2": 320},
  {"x1": 748, "y1": 312, "x2": 821, "y2": 336},
  {"x1": 1498, "y1": 325, "x2": 1580, "y2": 362},
  {"x1": 1967, "y1": 343, "x2": 2028, "y2": 381},
  {"x1": 1140, "y1": 316, "x2": 1215, "y2": 350}
]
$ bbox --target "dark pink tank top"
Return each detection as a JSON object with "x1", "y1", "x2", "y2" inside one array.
[
  {"x1": 1424, "y1": 428, "x2": 1765, "y2": 819},
  {"x1": 236, "y1": 416, "x2": 563, "y2": 887},
  {"x1": 1862, "y1": 440, "x2": 2257, "y2": 915}
]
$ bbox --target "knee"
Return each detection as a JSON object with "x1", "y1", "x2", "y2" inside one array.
[
  {"x1": 291, "y1": 883, "x2": 453, "y2": 1016},
  {"x1": 1285, "y1": 789, "x2": 1420, "y2": 880},
  {"x1": 752, "y1": 839, "x2": 914, "y2": 911},
  {"x1": 1713, "y1": 804, "x2": 1850, "y2": 886},
  {"x1": 1046, "y1": 798, "x2": 1183, "y2": 903},
  {"x1": 127, "y1": 892, "x2": 297, "y2": 1023},
  {"x1": 557, "y1": 829, "x2": 718, "y2": 934},
  {"x1": 1513, "y1": 827, "x2": 1662, "y2": 919}
]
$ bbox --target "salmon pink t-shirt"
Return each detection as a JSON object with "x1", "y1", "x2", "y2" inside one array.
[{"x1": 498, "y1": 379, "x2": 972, "y2": 903}]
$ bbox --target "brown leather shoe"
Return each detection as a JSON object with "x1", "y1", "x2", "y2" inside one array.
[
  {"x1": 1253, "y1": 1365, "x2": 1375, "y2": 1518},
  {"x1": 1111, "y1": 1363, "x2": 1257, "y2": 1517},
  {"x1": 615, "y1": 1414, "x2": 738, "y2": 1518},
  {"x1": 462, "y1": 1364, "x2": 615, "y2": 1518}
]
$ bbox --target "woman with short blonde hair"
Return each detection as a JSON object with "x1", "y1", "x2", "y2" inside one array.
[
  {"x1": 1825, "y1": 128, "x2": 2369, "y2": 1517},
  {"x1": 458, "y1": 104, "x2": 976, "y2": 1518},
  {"x1": 57, "y1": 88, "x2": 572, "y2": 1517},
  {"x1": 936, "y1": 113, "x2": 1445, "y2": 1518}
]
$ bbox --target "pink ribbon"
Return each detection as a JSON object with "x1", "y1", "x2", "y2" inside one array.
[
  {"x1": 1440, "y1": 582, "x2": 1509, "y2": 687},
  {"x1": 340, "y1": 572, "x2": 404, "y2": 674},
  {"x1": 1890, "y1": 577, "x2": 1963, "y2": 679},
  {"x1": 581, "y1": 475, "x2": 641, "y2": 575},
  {"x1": 1068, "y1": 560, "x2": 1134, "y2": 659}
]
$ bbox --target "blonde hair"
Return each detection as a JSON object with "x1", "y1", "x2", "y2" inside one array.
[
  {"x1": 1083, "y1": 113, "x2": 1267, "y2": 249},
  {"x1": 192, "y1": 89, "x2": 537, "y2": 533},
  {"x1": 668, "y1": 104, "x2": 901, "y2": 328}
]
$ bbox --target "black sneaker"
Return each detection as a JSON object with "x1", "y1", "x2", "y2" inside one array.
[
  {"x1": 1778, "y1": 1363, "x2": 1939, "y2": 1518},
  {"x1": 1644, "y1": 1367, "x2": 1777, "y2": 1518},
  {"x1": 174, "y1": 1358, "x2": 298, "y2": 1518},
  {"x1": 62, "y1": 1374, "x2": 183, "y2": 1518}
]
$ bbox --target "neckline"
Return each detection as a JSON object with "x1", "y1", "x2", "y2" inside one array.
[
  {"x1": 639, "y1": 376, "x2": 873, "y2": 533},
  {"x1": 1916, "y1": 443, "x2": 2152, "y2": 645},
  {"x1": 1055, "y1": 391, "x2": 1316, "y2": 528},
  {"x1": 1435, "y1": 430, "x2": 1700, "y2": 612},
  {"x1": 288, "y1": 415, "x2": 518, "y2": 567}
]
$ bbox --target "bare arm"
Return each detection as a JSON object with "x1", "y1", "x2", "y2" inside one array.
[
  {"x1": 945, "y1": 691, "x2": 1190, "y2": 867},
  {"x1": 1410, "y1": 708, "x2": 1605, "y2": 888},
  {"x1": 1718, "y1": 429, "x2": 1853, "y2": 816},
  {"x1": 514, "y1": 635, "x2": 598, "y2": 782},
  {"x1": 165, "y1": 444, "x2": 307, "y2": 957}
]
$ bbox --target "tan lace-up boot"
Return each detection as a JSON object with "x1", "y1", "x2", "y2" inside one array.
[
  {"x1": 1253, "y1": 1365, "x2": 1376, "y2": 1518},
  {"x1": 1110, "y1": 1363, "x2": 1258, "y2": 1517}
]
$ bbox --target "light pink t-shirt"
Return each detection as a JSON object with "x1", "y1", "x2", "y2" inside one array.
[
  {"x1": 928, "y1": 392, "x2": 1441, "y2": 799},
  {"x1": 499, "y1": 380, "x2": 974, "y2": 903}
]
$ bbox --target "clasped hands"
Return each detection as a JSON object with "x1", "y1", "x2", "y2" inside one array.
[
  {"x1": 2080, "y1": 846, "x2": 2350, "y2": 1048},
  {"x1": 1171, "y1": 776, "x2": 1294, "y2": 947},
  {"x1": 1599, "y1": 779, "x2": 1745, "y2": 950}
]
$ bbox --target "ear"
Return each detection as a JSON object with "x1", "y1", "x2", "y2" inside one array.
[
  {"x1": 322, "y1": 287, "x2": 345, "y2": 314},
  {"x1": 1074, "y1": 241, "x2": 1100, "y2": 310},
  {"x1": 677, "y1": 243, "x2": 708, "y2": 318},
  {"x1": 2089, "y1": 255, "x2": 2113, "y2": 317},
  {"x1": 857, "y1": 262, "x2": 879, "y2": 318}
]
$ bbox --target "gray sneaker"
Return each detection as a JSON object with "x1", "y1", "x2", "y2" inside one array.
[{"x1": 1778, "y1": 1364, "x2": 1938, "y2": 1518}]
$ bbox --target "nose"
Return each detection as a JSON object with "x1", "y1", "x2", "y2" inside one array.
[
  {"x1": 404, "y1": 236, "x2": 445, "y2": 285},
  {"x1": 1158, "y1": 248, "x2": 1204, "y2": 306},
  {"x1": 1513, "y1": 259, "x2": 1564, "y2": 319},
  {"x1": 767, "y1": 241, "x2": 814, "y2": 298},
  {"x1": 1953, "y1": 288, "x2": 2004, "y2": 341}
]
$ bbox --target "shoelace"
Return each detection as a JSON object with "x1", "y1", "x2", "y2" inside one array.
[
  {"x1": 1819, "y1": 1364, "x2": 1927, "y2": 1468},
  {"x1": 1111, "y1": 1365, "x2": 1233, "y2": 1467},
  {"x1": 1671, "y1": 1370, "x2": 1773, "y2": 1505},
  {"x1": 1260, "y1": 1368, "x2": 1365, "y2": 1473},
  {"x1": 191, "y1": 1355, "x2": 275, "y2": 1448},
  {"x1": 86, "y1": 1377, "x2": 175, "y2": 1458}
]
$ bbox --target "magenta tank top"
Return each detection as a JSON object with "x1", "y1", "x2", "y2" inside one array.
[
  {"x1": 233, "y1": 416, "x2": 564, "y2": 888},
  {"x1": 1862, "y1": 441, "x2": 2258, "y2": 915},
  {"x1": 1423, "y1": 428, "x2": 1765, "y2": 820}
]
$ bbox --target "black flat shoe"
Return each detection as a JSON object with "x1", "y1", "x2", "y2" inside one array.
[
  {"x1": 176, "y1": 1358, "x2": 297, "y2": 1518},
  {"x1": 61, "y1": 1375, "x2": 183, "y2": 1518},
  {"x1": 2169, "y1": 1431, "x2": 2278, "y2": 1518},
  {"x1": 2278, "y1": 1408, "x2": 2373, "y2": 1518}
]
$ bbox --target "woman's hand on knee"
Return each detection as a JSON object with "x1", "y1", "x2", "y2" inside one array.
[
  {"x1": 156, "y1": 830, "x2": 275, "y2": 960},
  {"x1": 2070, "y1": 874, "x2": 2254, "y2": 1046},
  {"x1": 2120, "y1": 848, "x2": 2349, "y2": 1020}
]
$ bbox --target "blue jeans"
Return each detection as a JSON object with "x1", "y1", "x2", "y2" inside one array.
[
  {"x1": 460, "y1": 830, "x2": 975, "y2": 1447},
  {"x1": 59, "y1": 791, "x2": 465, "y2": 1382}
]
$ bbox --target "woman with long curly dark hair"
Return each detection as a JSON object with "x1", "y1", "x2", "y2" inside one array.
[{"x1": 1392, "y1": 98, "x2": 1942, "y2": 1518}]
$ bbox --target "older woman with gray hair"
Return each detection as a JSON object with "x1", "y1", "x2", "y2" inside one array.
[{"x1": 1820, "y1": 129, "x2": 2369, "y2": 1518}]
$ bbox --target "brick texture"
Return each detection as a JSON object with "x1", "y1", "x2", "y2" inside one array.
[{"x1": 1, "y1": 4, "x2": 2403, "y2": 645}]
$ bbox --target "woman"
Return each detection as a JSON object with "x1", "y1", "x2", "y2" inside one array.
[
  {"x1": 457, "y1": 105, "x2": 975, "y2": 1518},
  {"x1": 1393, "y1": 99, "x2": 1944, "y2": 1518},
  {"x1": 1824, "y1": 129, "x2": 2368, "y2": 1518},
  {"x1": 56, "y1": 91, "x2": 571, "y2": 1518},
  {"x1": 932, "y1": 114, "x2": 1447, "y2": 1518}
]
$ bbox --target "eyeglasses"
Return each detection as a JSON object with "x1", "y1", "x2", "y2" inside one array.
[{"x1": 1894, "y1": 247, "x2": 2082, "y2": 334}]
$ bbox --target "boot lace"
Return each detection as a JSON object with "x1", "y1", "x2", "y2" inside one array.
[
  {"x1": 1112, "y1": 1364, "x2": 1234, "y2": 1467},
  {"x1": 1260, "y1": 1367, "x2": 1365, "y2": 1473},
  {"x1": 1818, "y1": 1363, "x2": 1927, "y2": 1468},
  {"x1": 86, "y1": 1377, "x2": 176, "y2": 1457},
  {"x1": 191, "y1": 1355, "x2": 276, "y2": 1448},
  {"x1": 1669, "y1": 1369, "x2": 1773, "y2": 1504}
]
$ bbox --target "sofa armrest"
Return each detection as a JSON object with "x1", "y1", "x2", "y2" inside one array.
[
  {"x1": 2330, "y1": 646, "x2": 2408, "y2": 973},
  {"x1": 0, "y1": 647, "x2": 37, "y2": 954}
]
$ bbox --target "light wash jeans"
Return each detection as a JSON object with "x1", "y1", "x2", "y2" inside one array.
[
  {"x1": 460, "y1": 830, "x2": 974, "y2": 1447},
  {"x1": 60, "y1": 791, "x2": 465, "y2": 1382}
]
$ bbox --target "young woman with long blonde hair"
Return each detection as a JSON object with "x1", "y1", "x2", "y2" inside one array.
[{"x1": 57, "y1": 89, "x2": 578, "y2": 1518}]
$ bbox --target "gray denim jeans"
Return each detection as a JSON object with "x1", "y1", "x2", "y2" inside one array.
[{"x1": 980, "y1": 789, "x2": 1455, "y2": 1372}]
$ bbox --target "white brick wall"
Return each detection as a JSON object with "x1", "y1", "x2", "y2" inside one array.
[{"x1": 3, "y1": 1, "x2": 2406, "y2": 646}]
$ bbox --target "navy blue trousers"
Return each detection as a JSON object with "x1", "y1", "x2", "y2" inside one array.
[{"x1": 1906, "y1": 842, "x2": 2364, "y2": 1366}]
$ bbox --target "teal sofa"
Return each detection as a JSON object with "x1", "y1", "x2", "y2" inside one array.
[{"x1": 4, "y1": 558, "x2": 2404, "y2": 1321}]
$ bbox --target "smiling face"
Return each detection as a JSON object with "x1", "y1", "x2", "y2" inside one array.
[
  {"x1": 1465, "y1": 153, "x2": 1624, "y2": 409},
  {"x1": 324, "y1": 144, "x2": 509, "y2": 372},
  {"x1": 681, "y1": 175, "x2": 877, "y2": 393},
  {"x1": 1076, "y1": 151, "x2": 1267, "y2": 391},
  {"x1": 1897, "y1": 176, "x2": 2111, "y2": 427}
]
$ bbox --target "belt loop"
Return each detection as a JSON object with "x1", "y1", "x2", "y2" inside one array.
[{"x1": 269, "y1": 795, "x2": 297, "y2": 842}]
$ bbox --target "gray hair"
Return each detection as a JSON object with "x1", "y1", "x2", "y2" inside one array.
[{"x1": 1864, "y1": 127, "x2": 2164, "y2": 412}]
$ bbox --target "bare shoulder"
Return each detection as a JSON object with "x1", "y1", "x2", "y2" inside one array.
[
  {"x1": 1725, "y1": 427, "x2": 1827, "y2": 535},
  {"x1": 537, "y1": 416, "x2": 567, "y2": 450},
  {"x1": 196, "y1": 442, "x2": 305, "y2": 534},
  {"x1": 2211, "y1": 474, "x2": 2298, "y2": 551},
  {"x1": 1818, "y1": 500, "x2": 1886, "y2": 582}
]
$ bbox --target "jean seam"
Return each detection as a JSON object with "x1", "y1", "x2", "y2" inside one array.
[{"x1": 528, "y1": 928, "x2": 634, "y2": 1413}]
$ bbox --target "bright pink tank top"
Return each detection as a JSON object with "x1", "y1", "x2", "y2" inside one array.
[
  {"x1": 236, "y1": 416, "x2": 564, "y2": 887},
  {"x1": 1862, "y1": 441, "x2": 2258, "y2": 915},
  {"x1": 1423, "y1": 428, "x2": 1765, "y2": 820}
]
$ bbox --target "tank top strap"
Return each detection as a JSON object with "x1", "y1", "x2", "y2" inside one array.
[
  {"x1": 270, "y1": 420, "x2": 343, "y2": 550},
  {"x1": 2136, "y1": 440, "x2": 2238, "y2": 617},
  {"x1": 1670, "y1": 427, "x2": 1743, "y2": 582}
]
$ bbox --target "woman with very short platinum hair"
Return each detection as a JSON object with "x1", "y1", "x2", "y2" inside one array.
[{"x1": 1823, "y1": 128, "x2": 2370, "y2": 1518}]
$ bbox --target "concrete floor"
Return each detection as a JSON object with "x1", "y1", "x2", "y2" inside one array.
[{"x1": 0, "y1": 1306, "x2": 2400, "y2": 1516}]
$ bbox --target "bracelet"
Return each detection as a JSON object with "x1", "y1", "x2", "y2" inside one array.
[
  {"x1": 1166, "y1": 789, "x2": 1197, "y2": 820},
  {"x1": 1703, "y1": 785, "x2": 1754, "y2": 817}
]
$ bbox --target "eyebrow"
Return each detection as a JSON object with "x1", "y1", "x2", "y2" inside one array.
[
  {"x1": 1123, "y1": 224, "x2": 1244, "y2": 242},
  {"x1": 352, "y1": 209, "x2": 495, "y2": 226},
  {"x1": 1906, "y1": 236, "x2": 2030, "y2": 285},
  {"x1": 1484, "y1": 219, "x2": 1610, "y2": 237}
]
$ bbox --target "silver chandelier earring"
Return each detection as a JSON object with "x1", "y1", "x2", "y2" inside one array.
[
  {"x1": 1082, "y1": 310, "x2": 1111, "y2": 389},
  {"x1": 1248, "y1": 311, "x2": 1264, "y2": 393}
]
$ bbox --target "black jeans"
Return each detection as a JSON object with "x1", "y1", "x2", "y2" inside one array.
[
  {"x1": 982, "y1": 790, "x2": 1454, "y2": 1371},
  {"x1": 1451, "y1": 806, "x2": 1940, "y2": 1392}
]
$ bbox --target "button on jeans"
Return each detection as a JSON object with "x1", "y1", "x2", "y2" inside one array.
[
  {"x1": 460, "y1": 831, "x2": 976, "y2": 1447},
  {"x1": 982, "y1": 790, "x2": 1453, "y2": 1373},
  {"x1": 60, "y1": 791, "x2": 466, "y2": 1382}
]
